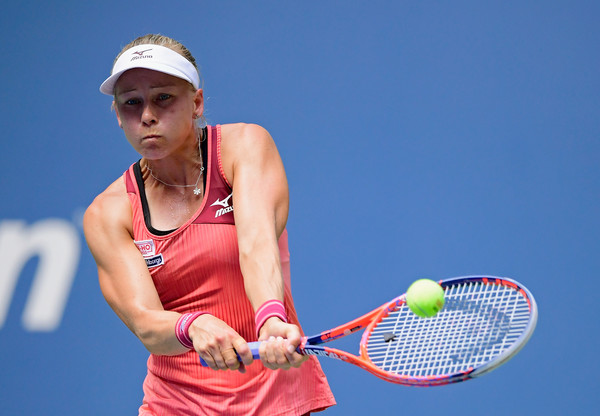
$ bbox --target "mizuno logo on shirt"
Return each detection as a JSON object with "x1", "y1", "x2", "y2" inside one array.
[{"x1": 211, "y1": 193, "x2": 233, "y2": 218}]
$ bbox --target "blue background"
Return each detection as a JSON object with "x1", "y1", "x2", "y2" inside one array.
[{"x1": 1, "y1": 1, "x2": 598, "y2": 414}]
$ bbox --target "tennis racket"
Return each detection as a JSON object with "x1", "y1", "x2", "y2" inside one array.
[{"x1": 200, "y1": 275, "x2": 537, "y2": 386}]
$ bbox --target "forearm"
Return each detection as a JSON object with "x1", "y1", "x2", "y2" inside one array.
[
  {"x1": 116, "y1": 306, "x2": 190, "y2": 356},
  {"x1": 239, "y1": 237, "x2": 285, "y2": 310},
  {"x1": 240, "y1": 242, "x2": 306, "y2": 367}
]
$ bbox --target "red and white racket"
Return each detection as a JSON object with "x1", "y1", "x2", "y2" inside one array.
[{"x1": 201, "y1": 275, "x2": 538, "y2": 386}]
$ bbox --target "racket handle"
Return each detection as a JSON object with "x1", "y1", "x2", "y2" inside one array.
[
  {"x1": 198, "y1": 341, "x2": 261, "y2": 366},
  {"x1": 198, "y1": 341, "x2": 303, "y2": 366},
  {"x1": 248, "y1": 341, "x2": 261, "y2": 359}
]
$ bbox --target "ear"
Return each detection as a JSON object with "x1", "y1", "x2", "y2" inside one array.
[
  {"x1": 113, "y1": 101, "x2": 123, "y2": 129},
  {"x1": 193, "y1": 89, "x2": 204, "y2": 119}
]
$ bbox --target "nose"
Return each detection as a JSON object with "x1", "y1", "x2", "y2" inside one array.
[{"x1": 141, "y1": 104, "x2": 157, "y2": 125}]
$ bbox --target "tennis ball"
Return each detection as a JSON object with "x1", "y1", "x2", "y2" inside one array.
[{"x1": 405, "y1": 279, "x2": 445, "y2": 318}]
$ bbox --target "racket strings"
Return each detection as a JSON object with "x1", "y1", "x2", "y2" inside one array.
[{"x1": 365, "y1": 281, "x2": 532, "y2": 378}]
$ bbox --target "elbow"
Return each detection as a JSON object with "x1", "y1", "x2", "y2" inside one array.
[
  {"x1": 135, "y1": 327, "x2": 181, "y2": 356},
  {"x1": 238, "y1": 243, "x2": 281, "y2": 279},
  {"x1": 238, "y1": 237, "x2": 279, "y2": 266},
  {"x1": 135, "y1": 327, "x2": 162, "y2": 354},
  {"x1": 129, "y1": 316, "x2": 183, "y2": 356}
]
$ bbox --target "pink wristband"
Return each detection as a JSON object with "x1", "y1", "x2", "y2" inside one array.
[
  {"x1": 175, "y1": 312, "x2": 208, "y2": 350},
  {"x1": 255, "y1": 300, "x2": 288, "y2": 338}
]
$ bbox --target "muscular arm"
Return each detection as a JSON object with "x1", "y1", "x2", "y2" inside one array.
[
  {"x1": 84, "y1": 179, "x2": 252, "y2": 371},
  {"x1": 83, "y1": 181, "x2": 186, "y2": 355},
  {"x1": 222, "y1": 124, "x2": 289, "y2": 307},
  {"x1": 221, "y1": 123, "x2": 305, "y2": 368}
]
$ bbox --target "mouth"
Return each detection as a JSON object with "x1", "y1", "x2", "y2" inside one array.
[{"x1": 142, "y1": 134, "x2": 161, "y2": 140}]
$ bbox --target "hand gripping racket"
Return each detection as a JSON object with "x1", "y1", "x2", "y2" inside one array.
[{"x1": 201, "y1": 275, "x2": 537, "y2": 386}]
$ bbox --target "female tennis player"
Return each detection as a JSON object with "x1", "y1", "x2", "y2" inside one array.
[{"x1": 84, "y1": 34, "x2": 335, "y2": 415}]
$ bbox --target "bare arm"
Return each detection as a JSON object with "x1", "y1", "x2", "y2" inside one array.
[
  {"x1": 221, "y1": 123, "x2": 306, "y2": 369},
  {"x1": 223, "y1": 124, "x2": 289, "y2": 307},
  {"x1": 83, "y1": 183, "x2": 185, "y2": 355},
  {"x1": 83, "y1": 180, "x2": 251, "y2": 370}
]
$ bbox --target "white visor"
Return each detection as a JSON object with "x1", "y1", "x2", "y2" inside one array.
[{"x1": 99, "y1": 44, "x2": 200, "y2": 95}]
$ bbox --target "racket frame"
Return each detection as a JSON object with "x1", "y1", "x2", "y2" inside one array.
[
  {"x1": 202, "y1": 275, "x2": 537, "y2": 387},
  {"x1": 299, "y1": 275, "x2": 537, "y2": 386}
]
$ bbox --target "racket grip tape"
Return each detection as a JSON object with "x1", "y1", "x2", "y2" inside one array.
[{"x1": 198, "y1": 341, "x2": 304, "y2": 366}]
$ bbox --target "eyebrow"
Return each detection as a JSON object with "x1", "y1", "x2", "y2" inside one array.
[{"x1": 116, "y1": 83, "x2": 178, "y2": 95}]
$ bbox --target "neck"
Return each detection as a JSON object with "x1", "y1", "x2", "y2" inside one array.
[
  {"x1": 144, "y1": 132, "x2": 203, "y2": 183},
  {"x1": 142, "y1": 126, "x2": 206, "y2": 193}
]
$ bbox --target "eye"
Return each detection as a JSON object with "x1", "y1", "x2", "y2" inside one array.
[
  {"x1": 157, "y1": 93, "x2": 172, "y2": 101},
  {"x1": 124, "y1": 98, "x2": 141, "y2": 106}
]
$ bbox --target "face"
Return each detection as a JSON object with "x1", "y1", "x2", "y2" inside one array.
[{"x1": 113, "y1": 68, "x2": 203, "y2": 159}]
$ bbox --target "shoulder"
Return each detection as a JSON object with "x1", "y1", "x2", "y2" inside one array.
[
  {"x1": 219, "y1": 123, "x2": 280, "y2": 162},
  {"x1": 217, "y1": 123, "x2": 285, "y2": 187},
  {"x1": 83, "y1": 176, "x2": 132, "y2": 241},
  {"x1": 220, "y1": 123, "x2": 274, "y2": 152}
]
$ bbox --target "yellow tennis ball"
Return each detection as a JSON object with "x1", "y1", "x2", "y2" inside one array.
[{"x1": 405, "y1": 279, "x2": 445, "y2": 318}]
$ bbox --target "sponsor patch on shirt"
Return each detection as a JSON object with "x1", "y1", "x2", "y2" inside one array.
[
  {"x1": 134, "y1": 240, "x2": 164, "y2": 269},
  {"x1": 134, "y1": 239, "x2": 156, "y2": 257},
  {"x1": 144, "y1": 254, "x2": 164, "y2": 269}
]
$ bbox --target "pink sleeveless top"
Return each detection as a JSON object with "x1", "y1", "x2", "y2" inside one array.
[{"x1": 124, "y1": 125, "x2": 335, "y2": 415}]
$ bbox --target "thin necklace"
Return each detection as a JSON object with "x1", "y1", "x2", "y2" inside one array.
[
  {"x1": 146, "y1": 130, "x2": 205, "y2": 196},
  {"x1": 146, "y1": 162, "x2": 205, "y2": 196}
]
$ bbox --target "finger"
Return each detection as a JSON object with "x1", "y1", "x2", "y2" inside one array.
[
  {"x1": 232, "y1": 339, "x2": 254, "y2": 367},
  {"x1": 284, "y1": 340, "x2": 306, "y2": 368},
  {"x1": 198, "y1": 350, "x2": 218, "y2": 371},
  {"x1": 272, "y1": 336, "x2": 292, "y2": 370},
  {"x1": 286, "y1": 350, "x2": 307, "y2": 368},
  {"x1": 286, "y1": 339, "x2": 308, "y2": 368},
  {"x1": 237, "y1": 361, "x2": 247, "y2": 374},
  {"x1": 206, "y1": 342, "x2": 229, "y2": 370},
  {"x1": 212, "y1": 354, "x2": 227, "y2": 370},
  {"x1": 260, "y1": 337, "x2": 278, "y2": 370},
  {"x1": 221, "y1": 348, "x2": 241, "y2": 371}
]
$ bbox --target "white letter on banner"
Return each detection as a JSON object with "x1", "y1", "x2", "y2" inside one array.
[{"x1": 0, "y1": 219, "x2": 80, "y2": 331}]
